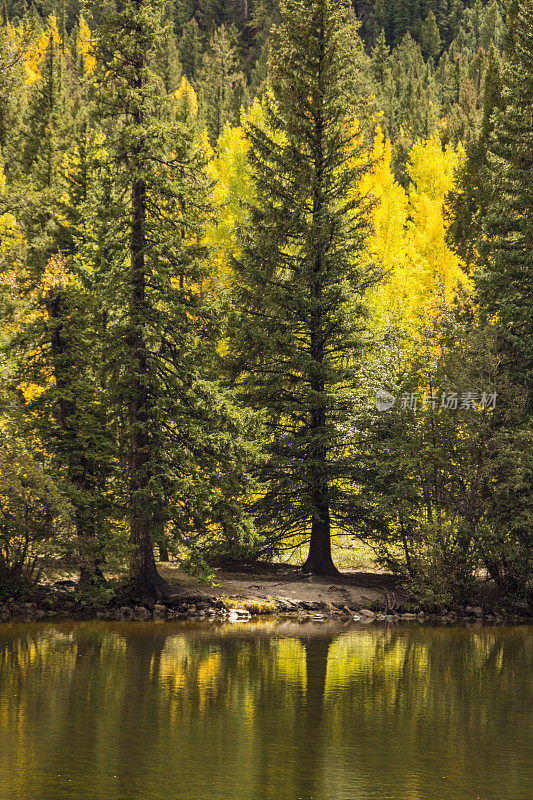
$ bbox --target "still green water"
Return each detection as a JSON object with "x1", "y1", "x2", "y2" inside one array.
[{"x1": 0, "y1": 621, "x2": 531, "y2": 800}]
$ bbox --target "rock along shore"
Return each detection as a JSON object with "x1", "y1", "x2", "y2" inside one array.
[{"x1": 0, "y1": 590, "x2": 530, "y2": 625}]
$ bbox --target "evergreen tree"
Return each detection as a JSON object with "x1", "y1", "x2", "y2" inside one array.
[
  {"x1": 373, "y1": 0, "x2": 389, "y2": 43},
  {"x1": 447, "y1": 0, "x2": 465, "y2": 46},
  {"x1": 91, "y1": 0, "x2": 182, "y2": 598},
  {"x1": 92, "y1": 0, "x2": 255, "y2": 597},
  {"x1": 420, "y1": 10, "x2": 441, "y2": 60},
  {"x1": 2, "y1": 44, "x2": 117, "y2": 587},
  {"x1": 371, "y1": 28, "x2": 390, "y2": 86},
  {"x1": 249, "y1": 34, "x2": 269, "y2": 98},
  {"x1": 445, "y1": 0, "x2": 533, "y2": 598},
  {"x1": 174, "y1": 0, "x2": 196, "y2": 33},
  {"x1": 479, "y1": 0, "x2": 503, "y2": 51},
  {"x1": 0, "y1": 23, "x2": 26, "y2": 158},
  {"x1": 477, "y1": 0, "x2": 533, "y2": 410},
  {"x1": 196, "y1": 0, "x2": 226, "y2": 30},
  {"x1": 198, "y1": 23, "x2": 246, "y2": 145},
  {"x1": 51, "y1": 125, "x2": 118, "y2": 587},
  {"x1": 153, "y1": 27, "x2": 182, "y2": 94},
  {"x1": 447, "y1": 46, "x2": 503, "y2": 269},
  {"x1": 178, "y1": 17, "x2": 204, "y2": 82},
  {"x1": 20, "y1": 28, "x2": 67, "y2": 184},
  {"x1": 387, "y1": 33, "x2": 440, "y2": 185},
  {"x1": 12, "y1": 250, "x2": 115, "y2": 587},
  {"x1": 392, "y1": 0, "x2": 411, "y2": 46},
  {"x1": 229, "y1": 0, "x2": 379, "y2": 575},
  {"x1": 434, "y1": 0, "x2": 449, "y2": 46}
]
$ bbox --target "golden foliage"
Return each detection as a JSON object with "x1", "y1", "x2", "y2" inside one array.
[
  {"x1": 77, "y1": 16, "x2": 96, "y2": 75},
  {"x1": 175, "y1": 76, "x2": 198, "y2": 116},
  {"x1": 10, "y1": 16, "x2": 62, "y2": 86},
  {"x1": 365, "y1": 131, "x2": 469, "y2": 328}
]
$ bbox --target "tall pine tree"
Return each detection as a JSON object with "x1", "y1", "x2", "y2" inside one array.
[
  {"x1": 477, "y1": 0, "x2": 533, "y2": 410},
  {"x1": 230, "y1": 0, "x2": 379, "y2": 575},
  {"x1": 198, "y1": 23, "x2": 247, "y2": 145},
  {"x1": 92, "y1": 0, "x2": 188, "y2": 598},
  {"x1": 92, "y1": 0, "x2": 256, "y2": 597},
  {"x1": 447, "y1": 45, "x2": 503, "y2": 271}
]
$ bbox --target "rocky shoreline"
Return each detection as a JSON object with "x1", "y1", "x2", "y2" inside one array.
[{"x1": 0, "y1": 589, "x2": 530, "y2": 625}]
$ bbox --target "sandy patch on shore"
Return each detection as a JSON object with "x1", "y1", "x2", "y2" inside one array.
[{"x1": 158, "y1": 562, "x2": 400, "y2": 609}]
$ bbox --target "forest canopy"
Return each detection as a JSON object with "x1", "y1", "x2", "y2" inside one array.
[{"x1": 0, "y1": 0, "x2": 531, "y2": 607}]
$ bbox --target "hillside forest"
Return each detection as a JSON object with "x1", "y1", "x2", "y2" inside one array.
[{"x1": 0, "y1": 0, "x2": 531, "y2": 607}]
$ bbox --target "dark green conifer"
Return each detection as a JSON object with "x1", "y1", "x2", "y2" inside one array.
[
  {"x1": 229, "y1": 0, "x2": 379, "y2": 575},
  {"x1": 420, "y1": 10, "x2": 441, "y2": 60},
  {"x1": 447, "y1": 46, "x2": 503, "y2": 269},
  {"x1": 91, "y1": 0, "x2": 255, "y2": 596},
  {"x1": 477, "y1": 0, "x2": 533, "y2": 410},
  {"x1": 174, "y1": 0, "x2": 196, "y2": 33},
  {"x1": 21, "y1": 31, "x2": 67, "y2": 184},
  {"x1": 178, "y1": 17, "x2": 204, "y2": 82},
  {"x1": 371, "y1": 28, "x2": 390, "y2": 86},
  {"x1": 198, "y1": 23, "x2": 246, "y2": 145},
  {"x1": 154, "y1": 27, "x2": 182, "y2": 94},
  {"x1": 249, "y1": 34, "x2": 269, "y2": 98}
]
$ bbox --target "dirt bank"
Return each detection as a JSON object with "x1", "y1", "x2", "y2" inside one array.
[{"x1": 158, "y1": 561, "x2": 401, "y2": 610}]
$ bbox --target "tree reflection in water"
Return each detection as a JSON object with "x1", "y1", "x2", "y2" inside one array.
[{"x1": 0, "y1": 621, "x2": 531, "y2": 800}]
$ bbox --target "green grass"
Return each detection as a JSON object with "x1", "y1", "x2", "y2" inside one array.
[{"x1": 221, "y1": 595, "x2": 278, "y2": 614}]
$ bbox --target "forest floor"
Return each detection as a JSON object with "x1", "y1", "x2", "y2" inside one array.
[{"x1": 156, "y1": 561, "x2": 401, "y2": 611}]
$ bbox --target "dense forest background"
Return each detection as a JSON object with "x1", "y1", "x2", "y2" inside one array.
[{"x1": 0, "y1": 0, "x2": 531, "y2": 607}]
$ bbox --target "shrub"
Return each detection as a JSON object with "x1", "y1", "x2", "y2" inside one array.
[{"x1": 0, "y1": 437, "x2": 72, "y2": 600}]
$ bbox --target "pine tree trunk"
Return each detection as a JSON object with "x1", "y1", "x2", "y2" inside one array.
[
  {"x1": 302, "y1": 429, "x2": 339, "y2": 576},
  {"x1": 302, "y1": 25, "x2": 339, "y2": 579},
  {"x1": 302, "y1": 510, "x2": 339, "y2": 576},
  {"x1": 128, "y1": 175, "x2": 169, "y2": 601},
  {"x1": 302, "y1": 368, "x2": 339, "y2": 576},
  {"x1": 302, "y1": 294, "x2": 339, "y2": 576}
]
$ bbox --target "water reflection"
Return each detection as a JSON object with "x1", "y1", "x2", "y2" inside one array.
[{"x1": 0, "y1": 621, "x2": 531, "y2": 800}]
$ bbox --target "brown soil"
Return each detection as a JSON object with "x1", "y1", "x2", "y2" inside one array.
[{"x1": 157, "y1": 561, "x2": 401, "y2": 609}]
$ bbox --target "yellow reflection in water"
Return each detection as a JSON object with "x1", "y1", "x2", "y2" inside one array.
[{"x1": 0, "y1": 622, "x2": 531, "y2": 800}]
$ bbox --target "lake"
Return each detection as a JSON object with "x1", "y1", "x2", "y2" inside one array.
[{"x1": 0, "y1": 620, "x2": 531, "y2": 800}]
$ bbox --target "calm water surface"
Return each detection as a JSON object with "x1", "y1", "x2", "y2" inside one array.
[{"x1": 0, "y1": 620, "x2": 531, "y2": 800}]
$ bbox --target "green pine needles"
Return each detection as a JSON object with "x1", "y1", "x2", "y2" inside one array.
[
  {"x1": 91, "y1": 0, "x2": 256, "y2": 597},
  {"x1": 477, "y1": 0, "x2": 533, "y2": 412},
  {"x1": 229, "y1": 0, "x2": 380, "y2": 575}
]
